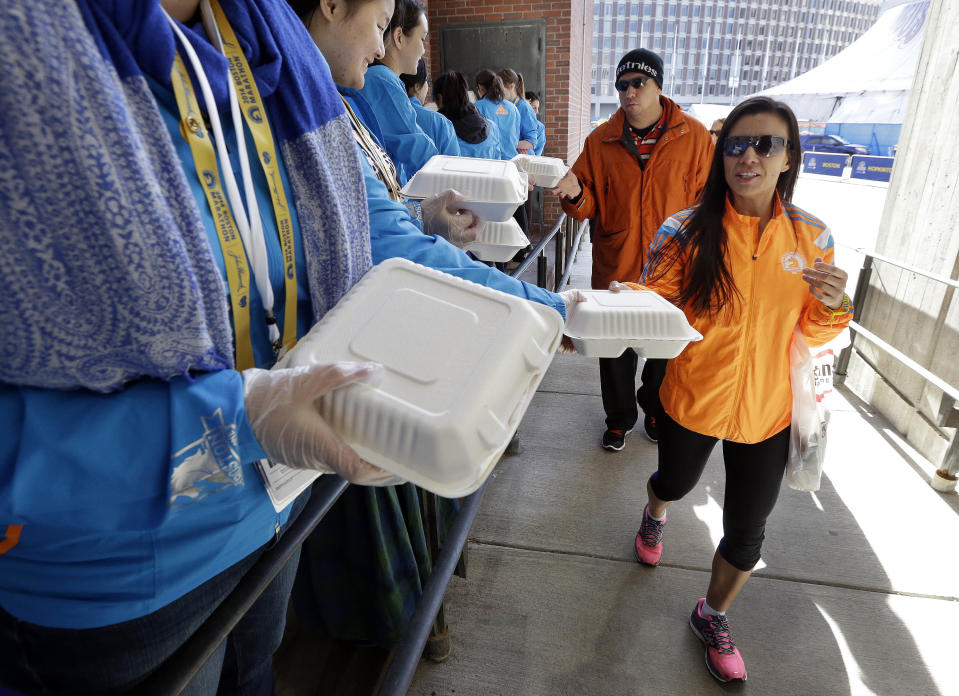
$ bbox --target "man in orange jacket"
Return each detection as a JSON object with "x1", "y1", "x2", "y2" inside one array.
[{"x1": 553, "y1": 48, "x2": 712, "y2": 451}]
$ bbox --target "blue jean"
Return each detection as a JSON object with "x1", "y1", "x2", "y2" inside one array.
[{"x1": 0, "y1": 495, "x2": 307, "y2": 696}]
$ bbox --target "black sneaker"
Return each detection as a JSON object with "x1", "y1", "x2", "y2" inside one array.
[
  {"x1": 643, "y1": 415, "x2": 659, "y2": 443},
  {"x1": 601, "y1": 428, "x2": 632, "y2": 451}
]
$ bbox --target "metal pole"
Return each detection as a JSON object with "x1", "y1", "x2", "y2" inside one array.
[
  {"x1": 835, "y1": 254, "x2": 874, "y2": 383},
  {"x1": 537, "y1": 253, "x2": 548, "y2": 289},
  {"x1": 554, "y1": 227, "x2": 566, "y2": 291}
]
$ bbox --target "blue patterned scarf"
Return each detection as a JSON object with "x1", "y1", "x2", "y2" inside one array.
[{"x1": 0, "y1": 0, "x2": 371, "y2": 392}]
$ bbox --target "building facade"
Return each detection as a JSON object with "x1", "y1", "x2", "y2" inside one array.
[{"x1": 591, "y1": 0, "x2": 882, "y2": 119}]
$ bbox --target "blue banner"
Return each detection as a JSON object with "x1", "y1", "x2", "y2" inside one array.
[
  {"x1": 850, "y1": 155, "x2": 895, "y2": 182},
  {"x1": 802, "y1": 152, "x2": 846, "y2": 176}
]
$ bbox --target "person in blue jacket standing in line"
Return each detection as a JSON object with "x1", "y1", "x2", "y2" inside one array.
[
  {"x1": 474, "y1": 69, "x2": 520, "y2": 161},
  {"x1": 526, "y1": 90, "x2": 547, "y2": 155},
  {"x1": 401, "y1": 58, "x2": 460, "y2": 157},
  {"x1": 358, "y1": 0, "x2": 436, "y2": 183},
  {"x1": 433, "y1": 71, "x2": 501, "y2": 159},
  {"x1": 498, "y1": 68, "x2": 537, "y2": 155}
]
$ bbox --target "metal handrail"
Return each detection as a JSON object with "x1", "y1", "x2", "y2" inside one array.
[
  {"x1": 558, "y1": 220, "x2": 590, "y2": 289},
  {"x1": 512, "y1": 212, "x2": 568, "y2": 279},
  {"x1": 838, "y1": 242, "x2": 959, "y2": 290},
  {"x1": 138, "y1": 475, "x2": 350, "y2": 695},
  {"x1": 373, "y1": 214, "x2": 587, "y2": 695}
]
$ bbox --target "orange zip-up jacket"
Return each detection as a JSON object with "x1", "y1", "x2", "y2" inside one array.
[
  {"x1": 562, "y1": 96, "x2": 712, "y2": 290},
  {"x1": 628, "y1": 196, "x2": 852, "y2": 444}
]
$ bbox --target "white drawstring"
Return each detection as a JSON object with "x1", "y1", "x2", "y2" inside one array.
[{"x1": 165, "y1": 4, "x2": 281, "y2": 348}]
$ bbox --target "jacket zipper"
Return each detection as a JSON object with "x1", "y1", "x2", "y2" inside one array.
[{"x1": 728, "y1": 240, "x2": 760, "y2": 439}]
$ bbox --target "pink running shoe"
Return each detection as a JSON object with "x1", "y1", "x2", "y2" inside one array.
[
  {"x1": 688, "y1": 598, "x2": 747, "y2": 683},
  {"x1": 633, "y1": 505, "x2": 666, "y2": 566}
]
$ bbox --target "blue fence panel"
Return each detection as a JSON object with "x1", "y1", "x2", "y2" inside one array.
[
  {"x1": 803, "y1": 152, "x2": 847, "y2": 176},
  {"x1": 850, "y1": 155, "x2": 895, "y2": 182},
  {"x1": 823, "y1": 123, "x2": 901, "y2": 156}
]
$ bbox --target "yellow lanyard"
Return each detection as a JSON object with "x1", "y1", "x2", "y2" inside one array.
[
  {"x1": 208, "y1": 0, "x2": 297, "y2": 354},
  {"x1": 170, "y1": 52, "x2": 256, "y2": 370}
]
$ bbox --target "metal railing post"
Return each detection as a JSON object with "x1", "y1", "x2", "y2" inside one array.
[
  {"x1": 537, "y1": 253, "x2": 547, "y2": 288},
  {"x1": 554, "y1": 227, "x2": 566, "y2": 291},
  {"x1": 835, "y1": 254, "x2": 874, "y2": 383}
]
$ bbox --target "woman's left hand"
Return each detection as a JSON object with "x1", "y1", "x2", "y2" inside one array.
[{"x1": 802, "y1": 257, "x2": 848, "y2": 309}]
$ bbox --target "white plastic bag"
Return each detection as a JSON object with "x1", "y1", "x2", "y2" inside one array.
[{"x1": 787, "y1": 328, "x2": 831, "y2": 491}]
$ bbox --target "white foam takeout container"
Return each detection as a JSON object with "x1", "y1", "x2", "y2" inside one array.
[
  {"x1": 400, "y1": 155, "x2": 528, "y2": 222},
  {"x1": 467, "y1": 218, "x2": 530, "y2": 263},
  {"x1": 511, "y1": 154, "x2": 568, "y2": 188},
  {"x1": 564, "y1": 289, "x2": 703, "y2": 359},
  {"x1": 277, "y1": 258, "x2": 563, "y2": 497}
]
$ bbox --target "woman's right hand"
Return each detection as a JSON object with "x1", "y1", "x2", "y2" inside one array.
[
  {"x1": 243, "y1": 362, "x2": 403, "y2": 486},
  {"x1": 551, "y1": 170, "x2": 582, "y2": 200},
  {"x1": 422, "y1": 189, "x2": 482, "y2": 249}
]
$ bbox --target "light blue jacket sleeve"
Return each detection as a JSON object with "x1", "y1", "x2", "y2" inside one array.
[
  {"x1": 0, "y1": 371, "x2": 267, "y2": 531},
  {"x1": 411, "y1": 98, "x2": 460, "y2": 157},
  {"x1": 358, "y1": 154, "x2": 564, "y2": 318},
  {"x1": 359, "y1": 66, "x2": 438, "y2": 184},
  {"x1": 515, "y1": 99, "x2": 539, "y2": 152},
  {"x1": 534, "y1": 119, "x2": 546, "y2": 155}
]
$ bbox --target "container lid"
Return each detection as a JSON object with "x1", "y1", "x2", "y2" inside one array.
[
  {"x1": 400, "y1": 155, "x2": 528, "y2": 206},
  {"x1": 276, "y1": 258, "x2": 563, "y2": 496},
  {"x1": 564, "y1": 289, "x2": 700, "y2": 341},
  {"x1": 512, "y1": 154, "x2": 567, "y2": 181},
  {"x1": 469, "y1": 217, "x2": 530, "y2": 250}
]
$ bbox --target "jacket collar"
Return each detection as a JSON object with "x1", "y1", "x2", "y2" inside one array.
[
  {"x1": 723, "y1": 192, "x2": 791, "y2": 251},
  {"x1": 600, "y1": 95, "x2": 688, "y2": 144}
]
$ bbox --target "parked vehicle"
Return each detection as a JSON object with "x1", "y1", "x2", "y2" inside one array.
[{"x1": 800, "y1": 134, "x2": 871, "y2": 157}]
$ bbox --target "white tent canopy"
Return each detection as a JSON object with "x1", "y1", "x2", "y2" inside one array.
[{"x1": 752, "y1": 0, "x2": 929, "y2": 123}]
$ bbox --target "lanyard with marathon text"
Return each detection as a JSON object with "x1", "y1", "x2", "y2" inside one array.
[
  {"x1": 166, "y1": 1, "x2": 297, "y2": 369},
  {"x1": 206, "y1": 0, "x2": 297, "y2": 355},
  {"x1": 170, "y1": 52, "x2": 257, "y2": 370}
]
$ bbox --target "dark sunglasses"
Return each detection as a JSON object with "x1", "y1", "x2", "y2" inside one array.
[
  {"x1": 614, "y1": 76, "x2": 650, "y2": 92},
  {"x1": 709, "y1": 129, "x2": 722, "y2": 137},
  {"x1": 722, "y1": 135, "x2": 789, "y2": 158}
]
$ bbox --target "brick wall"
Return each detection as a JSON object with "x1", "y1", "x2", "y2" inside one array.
[{"x1": 425, "y1": 0, "x2": 593, "y2": 237}]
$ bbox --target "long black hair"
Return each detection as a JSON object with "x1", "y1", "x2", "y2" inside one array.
[
  {"x1": 648, "y1": 96, "x2": 802, "y2": 316},
  {"x1": 385, "y1": 0, "x2": 425, "y2": 40},
  {"x1": 475, "y1": 69, "x2": 506, "y2": 102},
  {"x1": 433, "y1": 71, "x2": 471, "y2": 115}
]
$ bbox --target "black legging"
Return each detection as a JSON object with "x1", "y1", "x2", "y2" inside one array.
[{"x1": 650, "y1": 412, "x2": 790, "y2": 572}]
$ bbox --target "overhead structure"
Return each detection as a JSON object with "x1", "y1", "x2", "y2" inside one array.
[{"x1": 752, "y1": 0, "x2": 930, "y2": 123}]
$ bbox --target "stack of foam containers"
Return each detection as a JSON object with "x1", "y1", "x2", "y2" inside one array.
[
  {"x1": 466, "y1": 218, "x2": 530, "y2": 262},
  {"x1": 400, "y1": 155, "x2": 528, "y2": 222},
  {"x1": 564, "y1": 289, "x2": 703, "y2": 358},
  {"x1": 511, "y1": 154, "x2": 568, "y2": 188},
  {"x1": 276, "y1": 258, "x2": 564, "y2": 497}
]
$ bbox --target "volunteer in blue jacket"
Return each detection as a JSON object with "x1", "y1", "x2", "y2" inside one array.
[
  {"x1": 0, "y1": 0, "x2": 401, "y2": 693},
  {"x1": 401, "y1": 58, "x2": 460, "y2": 156},
  {"x1": 497, "y1": 68, "x2": 537, "y2": 155},
  {"x1": 526, "y1": 90, "x2": 547, "y2": 155},
  {"x1": 357, "y1": 0, "x2": 437, "y2": 184},
  {"x1": 434, "y1": 71, "x2": 501, "y2": 159},
  {"x1": 474, "y1": 69, "x2": 520, "y2": 161},
  {"x1": 291, "y1": 0, "x2": 584, "y2": 647}
]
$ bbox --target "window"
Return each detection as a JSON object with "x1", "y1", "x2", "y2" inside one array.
[
  {"x1": 643, "y1": 20, "x2": 650, "y2": 32},
  {"x1": 655, "y1": 20, "x2": 662, "y2": 32},
  {"x1": 617, "y1": 19, "x2": 625, "y2": 31},
  {"x1": 666, "y1": 36, "x2": 674, "y2": 48},
  {"x1": 669, "y1": 5, "x2": 677, "y2": 17},
  {"x1": 724, "y1": 38, "x2": 731, "y2": 50},
  {"x1": 629, "y1": 19, "x2": 637, "y2": 32},
  {"x1": 681, "y1": 6, "x2": 688, "y2": 18},
  {"x1": 644, "y1": 5, "x2": 651, "y2": 16},
  {"x1": 679, "y1": 37, "x2": 686, "y2": 48},
  {"x1": 653, "y1": 36, "x2": 662, "y2": 48},
  {"x1": 693, "y1": 6, "x2": 700, "y2": 18},
  {"x1": 705, "y1": 7, "x2": 712, "y2": 18}
]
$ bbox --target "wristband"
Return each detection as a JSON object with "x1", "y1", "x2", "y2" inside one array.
[{"x1": 828, "y1": 293, "x2": 852, "y2": 326}]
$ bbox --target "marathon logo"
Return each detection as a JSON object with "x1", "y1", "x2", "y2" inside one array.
[{"x1": 617, "y1": 61, "x2": 658, "y2": 78}]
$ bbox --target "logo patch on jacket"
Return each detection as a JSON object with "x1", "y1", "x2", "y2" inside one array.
[
  {"x1": 781, "y1": 251, "x2": 806, "y2": 274},
  {"x1": 496, "y1": 105, "x2": 508, "y2": 115},
  {"x1": 169, "y1": 409, "x2": 245, "y2": 508}
]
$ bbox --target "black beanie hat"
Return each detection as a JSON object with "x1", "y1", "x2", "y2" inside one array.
[{"x1": 616, "y1": 48, "x2": 664, "y2": 89}]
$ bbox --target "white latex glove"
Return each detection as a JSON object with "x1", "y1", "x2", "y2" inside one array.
[
  {"x1": 557, "y1": 289, "x2": 588, "y2": 354},
  {"x1": 243, "y1": 362, "x2": 404, "y2": 486},
  {"x1": 421, "y1": 189, "x2": 482, "y2": 249}
]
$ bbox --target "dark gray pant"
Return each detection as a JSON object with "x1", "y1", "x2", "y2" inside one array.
[{"x1": 599, "y1": 351, "x2": 666, "y2": 431}]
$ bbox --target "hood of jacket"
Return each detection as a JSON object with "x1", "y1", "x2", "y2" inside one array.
[{"x1": 440, "y1": 103, "x2": 490, "y2": 144}]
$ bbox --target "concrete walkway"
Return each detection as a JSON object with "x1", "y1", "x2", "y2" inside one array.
[{"x1": 410, "y1": 238, "x2": 959, "y2": 696}]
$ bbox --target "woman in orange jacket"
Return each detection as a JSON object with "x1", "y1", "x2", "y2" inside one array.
[{"x1": 619, "y1": 97, "x2": 852, "y2": 683}]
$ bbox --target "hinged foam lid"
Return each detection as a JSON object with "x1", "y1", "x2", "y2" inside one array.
[
  {"x1": 276, "y1": 258, "x2": 563, "y2": 496},
  {"x1": 564, "y1": 289, "x2": 700, "y2": 341},
  {"x1": 511, "y1": 154, "x2": 567, "y2": 187},
  {"x1": 400, "y1": 155, "x2": 527, "y2": 205},
  {"x1": 471, "y1": 217, "x2": 529, "y2": 248}
]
